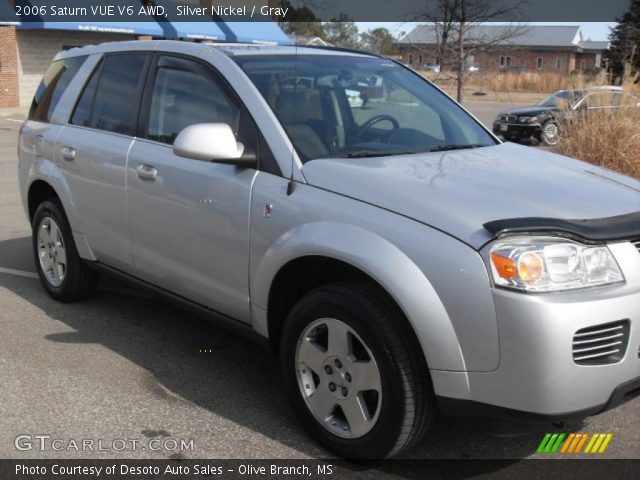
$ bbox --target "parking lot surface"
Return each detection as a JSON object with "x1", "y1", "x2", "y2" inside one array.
[{"x1": 0, "y1": 110, "x2": 638, "y2": 463}]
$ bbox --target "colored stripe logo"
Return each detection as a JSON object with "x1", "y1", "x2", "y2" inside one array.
[{"x1": 537, "y1": 433, "x2": 613, "y2": 454}]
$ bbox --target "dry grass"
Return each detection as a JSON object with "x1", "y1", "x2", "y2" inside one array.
[
  {"x1": 420, "y1": 71, "x2": 608, "y2": 97},
  {"x1": 555, "y1": 71, "x2": 640, "y2": 178},
  {"x1": 556, "y1": 107, "x2": 640, "y2": 178}
]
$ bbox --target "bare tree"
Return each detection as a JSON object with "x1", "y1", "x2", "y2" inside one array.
[{"x1": 413, "y1": 0, "x2": 526, "y2": 102}]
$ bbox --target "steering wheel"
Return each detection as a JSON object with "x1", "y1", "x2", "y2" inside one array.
[{"x1": 355, "y1": 114, "x2": 400, "y2": 141}]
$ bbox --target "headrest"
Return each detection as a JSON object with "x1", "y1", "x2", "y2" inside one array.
[{"x1": 274, "y1": 91, "x2": 311, "y2": 124}]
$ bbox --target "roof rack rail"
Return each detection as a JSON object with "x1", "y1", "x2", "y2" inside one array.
[{"x1": 300, "y1": 44, "x2": 384, "y2": 59}]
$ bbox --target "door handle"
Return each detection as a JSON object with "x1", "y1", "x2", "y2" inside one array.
[
  {"x1": 61, "y1": 146, "x2": 76, "y2": 162},
  {"x1": 136, "y1": 163, "x2": 158, "y2": 181}
]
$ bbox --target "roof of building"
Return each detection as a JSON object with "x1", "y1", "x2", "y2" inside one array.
[{"x1": 397, "y1": 25, "x2": 609, "y2": 51}]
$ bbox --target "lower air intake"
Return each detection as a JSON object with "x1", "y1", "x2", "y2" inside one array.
[{"x1": 572, "y1": 320, "x2": 630, "y2": 365}]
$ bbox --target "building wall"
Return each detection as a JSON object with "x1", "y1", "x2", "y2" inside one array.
[
  {"x1": 399, "y1": 46, "x2": 599, "y2": 74},
  {"x1": 16, "y1": 30, "x2": 135, "y2": 107},
  {"x1": 0, "y1": 26, "x2": 19, "y2": 108},
  {"x1": 473, "y1": 49, "x2": 578, "y2": 74}
]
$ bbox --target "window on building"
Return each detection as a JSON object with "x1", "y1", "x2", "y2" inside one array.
[
  {"x1": 555, "y1": 57, "x2": 562, "y2": 70},
  {"x1": 29, "y1": 56, "x2": 87, "y2": 123},
  {"x1": 580, "y1": 59, "x2": 587, "y2": 71},
  {"x1": 71, "y1": 53, "x2": 148, "y2": 135},
  {"x1": 499, "y1": 56, "x2": 511, "y2": 68},
  {"x1": 536, "y1": 57, "x2": 543, "y2": 70},
  {"x1": 408, "y1": 54, "x2": 413, "y2": 65},
  {"x1": 595, "y1": 53, "x2": 602, "y2": 68},
  {"x1": 418, "y1": 55, "x2": 423, "y2": 65}
]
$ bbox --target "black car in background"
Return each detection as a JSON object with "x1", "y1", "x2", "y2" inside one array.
[{"x1": 493, "y1": 86, "x2": 638, "y2": 146}]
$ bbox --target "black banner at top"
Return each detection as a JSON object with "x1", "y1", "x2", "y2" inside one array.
[{"x1": 0, "y1": 0, "x2": 632, "y2": 23}]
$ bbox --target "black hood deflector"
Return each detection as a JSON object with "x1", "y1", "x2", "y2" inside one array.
[{"x1": 484, "y1": 211, "x2": 640, "y2": 243}]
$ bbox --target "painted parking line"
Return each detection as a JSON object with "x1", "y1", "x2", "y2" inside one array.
[
  {"x1": 5, "y1": 118, "x2": 23, "y2": 123},
  {"x1": 0, "y1": 266, "x2": 38, "y2": 279}
]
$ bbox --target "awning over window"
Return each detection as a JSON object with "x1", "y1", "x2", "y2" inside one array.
[
  {"x1": 16, "y1": 21, "x2": 166, "y2": 36},
  {"x1": 161, "y1": 21, "x2": 224, "y2": 41},
  {"x1": 16, "y1": 20, "x2": 291, "y2": 44},
  {"x1": 215, "y1": 20, "x2": 292, "y2": 45}
]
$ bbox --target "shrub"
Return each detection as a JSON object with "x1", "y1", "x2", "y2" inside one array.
[{"x1": 556, "y1": 107, "x2": 640, "y2": 178}]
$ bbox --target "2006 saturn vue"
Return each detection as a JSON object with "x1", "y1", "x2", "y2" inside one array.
[{"x1": 18, "y1": 41, "x2": 640, "y2": 459}]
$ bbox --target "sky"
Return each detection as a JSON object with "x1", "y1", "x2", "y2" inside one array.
[{"x1": 355, "y1": 22, "x2": 616, "y2": 41}]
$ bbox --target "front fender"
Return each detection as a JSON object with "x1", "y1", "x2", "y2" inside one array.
[{"x1": 251, "y1": 221, "x2": 467, "y2": 372}]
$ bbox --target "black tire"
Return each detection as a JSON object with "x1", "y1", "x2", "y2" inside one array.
[
  {"x1": 32, "y1": 199, "x2": 99, "y2": 302},
  {"x1": 280, "y1": 282, "x2": 435, "y2": 459}
]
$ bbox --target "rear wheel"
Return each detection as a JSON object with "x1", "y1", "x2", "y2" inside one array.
[
  {"x1": 281, "y1": 282, "x2": 435, "y2": 459},
  {"x1": 32, "y1": 200, "x2": 99, "y2": 301}
]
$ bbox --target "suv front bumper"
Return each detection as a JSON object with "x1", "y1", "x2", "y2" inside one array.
[
  {"x1": 433, "y1": 241, "x2": 640, "y2": 421},
  {"x1": 493, "y1": 122, "x2": 542, "y2": 142}
]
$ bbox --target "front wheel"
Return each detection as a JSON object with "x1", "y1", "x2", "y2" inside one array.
[
  {"x1": 281, "y1": 282, "x2": 435, "y2": 459},
  {"x1": 540, "y1": 120, "x2": 560, "y2": 146}
]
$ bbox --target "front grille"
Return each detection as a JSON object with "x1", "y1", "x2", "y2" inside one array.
[{"x1": 572, "y1": 320, "x2": 630, "y2": 365}]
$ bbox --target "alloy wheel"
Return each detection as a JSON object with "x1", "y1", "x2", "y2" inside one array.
[
  {"x1": 542, "y1": 122, "x2": 560, "y2": 146},
  {"x1": 295, "y1": 318, "x2": 382, "y2": 439},
  {"x1": 37, "y1": 216, "x2": 67, "y2": 287}
]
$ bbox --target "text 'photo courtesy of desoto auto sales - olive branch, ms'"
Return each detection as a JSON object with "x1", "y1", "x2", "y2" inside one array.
[{"x1": 1, "y1": 0, "x2": 640, "y2": 479}]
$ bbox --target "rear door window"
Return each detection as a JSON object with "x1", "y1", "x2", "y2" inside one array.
[
  {"x1": 29, "y1": 56, "x2": 87, "y2": 122},
  {"x1": 71, "y1": 53, "x2": 148, "y2": 135}
]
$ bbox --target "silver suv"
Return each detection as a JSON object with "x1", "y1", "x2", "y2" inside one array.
[{"x1": 18, "y1": 41, "x2": 640, "y2": 459}]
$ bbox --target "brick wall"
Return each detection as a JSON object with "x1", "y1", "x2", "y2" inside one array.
[
  {"x1": 15, "y1": 30, "x2": 135, "y2": 107},
  {"x1": 400, "y1": 46, "x2": 599, "y2": 75},
  {"x1": 473, "y1": 49, "x2": 578, "y2": 74},
  {"x1": 0, "y1": 26, "x2": 19, "y2": 108}
]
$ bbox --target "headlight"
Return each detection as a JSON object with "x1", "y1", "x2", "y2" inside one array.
[
  {"x1": 518, "y1": 116, "x2": 538, "y2": 123},
  {"x1": 488, "y1": 236, "x2": 624, "y2": 292}
]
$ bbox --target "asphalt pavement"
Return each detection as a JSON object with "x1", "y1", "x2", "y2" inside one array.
[{"x1": 0, "y1": 106, "x2": 638, "y2": 467}]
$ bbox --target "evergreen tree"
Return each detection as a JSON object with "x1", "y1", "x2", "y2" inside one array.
[{"x1": 608, "y1": 0, "x2": 640, "y2": 80}]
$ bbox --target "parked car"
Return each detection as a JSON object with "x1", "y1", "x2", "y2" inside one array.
[
  {"x1": 450, "y1": 61, "x2": 480, "y2": 73},
  {"x1": 20, "y1": 41, "x2": 640, "y2": 459},
  {"x1": 493, "y1": 86, "x2": 637, "y2": 146},
  {"x1": 421, "y1": 63, "x2": 441, "y2": 73}
]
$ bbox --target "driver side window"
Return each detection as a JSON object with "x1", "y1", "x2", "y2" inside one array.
[{"x1": 146, "y1": 59, "x2": 239, "y2": 145}]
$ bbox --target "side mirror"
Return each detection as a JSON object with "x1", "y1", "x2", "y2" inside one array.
[{"x1": 173, "y1": 123, "x2": 256, "y2": 168}]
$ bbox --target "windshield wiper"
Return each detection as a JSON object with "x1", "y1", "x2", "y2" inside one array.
[
  {"x1": 335, "y1": 144, "x2": 485, "y2": 158},
  {"x1": 339, "y1": 150, "x2": 421, "y2": 158},
  {"x1": 426, "y1": 144, "x2": 485, "y2": 152}
]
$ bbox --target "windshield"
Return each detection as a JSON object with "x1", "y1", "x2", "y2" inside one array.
[
  {"x1": 233, "y1": 54, "x2": 496, "y2": 162},
  {"x1": 537, "y1": 90, "x2": 584, "y2": 108}
]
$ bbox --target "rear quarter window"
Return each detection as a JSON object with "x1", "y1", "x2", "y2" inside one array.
[
  {"x1": 29, "y1": 56, "x2": 87, "y2": 123},
  {"x1": 70, "y1": 53, "x2": 148, "y2": 136}
]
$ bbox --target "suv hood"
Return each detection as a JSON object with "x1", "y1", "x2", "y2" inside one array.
[{"x1": 302, "y1": 142, "x2": 640, "y2": 249}]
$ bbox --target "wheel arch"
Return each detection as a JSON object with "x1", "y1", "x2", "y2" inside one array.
[
  {"x1": 27, "y1": 179, "x2": 60, "y2": 222},
  {"x1": 252, "y1": 222, "x2": 467, "y2": 372}
]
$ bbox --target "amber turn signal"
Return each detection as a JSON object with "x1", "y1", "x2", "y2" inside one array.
[{"x1": 490, "y1": 252, "x2": 516, "y2": 279}]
